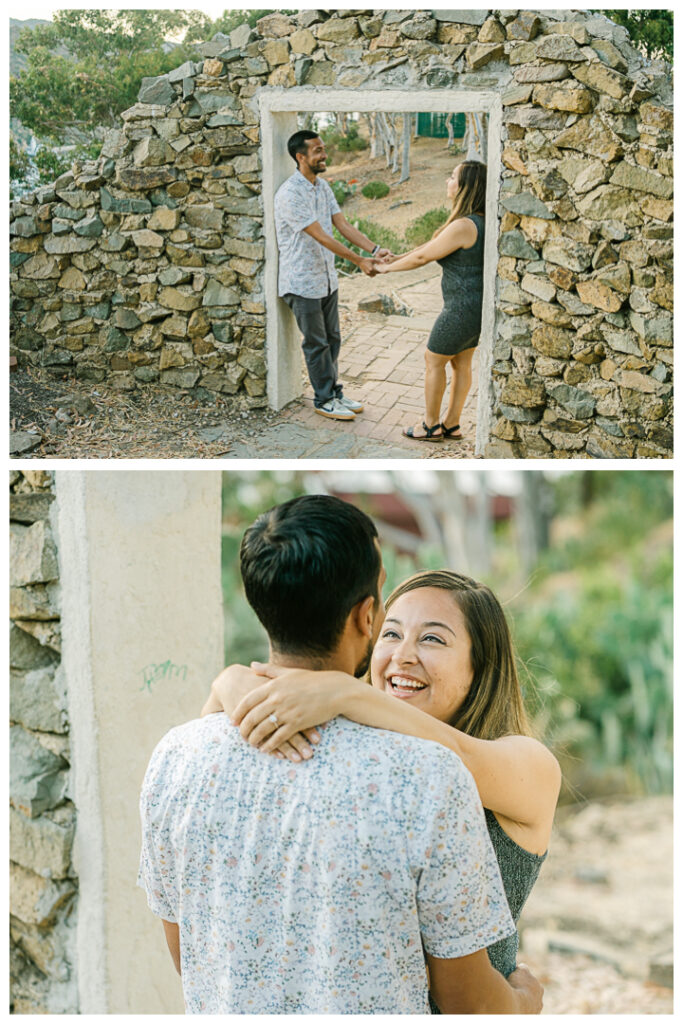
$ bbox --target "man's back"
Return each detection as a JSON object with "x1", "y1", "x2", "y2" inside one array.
[{"x1": 139, "y1": 715, "x2": 512, "y2": 1013}]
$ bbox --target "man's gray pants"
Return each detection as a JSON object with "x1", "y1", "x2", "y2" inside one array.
[{"x1": 283, "y1": 290, "x2": 343, "y2": 408}]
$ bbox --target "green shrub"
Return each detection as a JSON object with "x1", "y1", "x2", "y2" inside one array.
[
  {"x1": 405, "y1": 207, "x2": 449, "y2": 247},
  {"x1": 337, "y1": 134, "x2": 368, "y2": 152},
  {"x1": 330, "y1": 180, "x2": 353, "y2": 207},
  {"x1": 333, "y1": 218, "x2": 403, "y2": 274},
  {"x1": 361, "y1": 180, "x2": 390, "y2": 200}
]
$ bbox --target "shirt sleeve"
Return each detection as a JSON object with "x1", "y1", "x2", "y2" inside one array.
[
  {"x1": 323, "y1": 179, "x2": 341, "y2": 217},
  {"x1": 417, "y1": 759, "x2": 515, "y2": 960},
  {"x1": 280, "y1": 182, "x2": 318, "y2": 234},
  {"x1": 137, "y1": 744, "x2": 179, "y2": 923}
]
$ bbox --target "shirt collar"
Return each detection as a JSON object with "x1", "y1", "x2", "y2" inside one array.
[{"x1": 295, "y1": 169, "x2": 318, "y2": 190}]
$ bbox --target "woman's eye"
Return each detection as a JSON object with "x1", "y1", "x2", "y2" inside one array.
[
  {"x1": 381, "y1": 629, "x2": 400, "y2": 640},
  {"x1": 422, "y1": 634, "x2": 446, "y2": 644}
]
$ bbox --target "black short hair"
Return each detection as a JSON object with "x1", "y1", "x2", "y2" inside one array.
[
  {"x1": 240, "y1": 494, "x2": 381, "y2": 657},
  {"x1": 287, "y1": 130, "x2": 320, "y2": 165}
]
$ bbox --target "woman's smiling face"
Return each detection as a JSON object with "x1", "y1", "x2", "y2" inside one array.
[{"x1": 370, "y1": 586, "x2": 473, "y2": 723}]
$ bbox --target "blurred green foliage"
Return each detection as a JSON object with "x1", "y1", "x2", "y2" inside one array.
[
  {"x1": 221, "y1": 471, "x2": 672, "y2": 799},
  {"x1": 511, "y1": 472, "x2": 673, "y2": 797},
  {"x1": 361, "y1": 181, "x2": 390, "y2": 200},
  {"x1": 333, "y1": 219, "x2": 404, "y2": 274},
  {"x1": 404, "y1": 207, "x2": 449, "y2": 247}
]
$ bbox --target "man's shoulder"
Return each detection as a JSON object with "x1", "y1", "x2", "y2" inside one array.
[
  {"x1": 275, "y1": 173, "x2": 303, "y2": 202},
  {"x1": 333, "y1": 717, "x2": 470, "y2": 780},
  {"x1": 146, "y1": 715, "x2": 235, "y2": 772}
]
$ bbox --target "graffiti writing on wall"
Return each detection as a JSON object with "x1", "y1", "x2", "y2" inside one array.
[{"x1": 140, "y1": 660, "x2": 188, "y2": 693}]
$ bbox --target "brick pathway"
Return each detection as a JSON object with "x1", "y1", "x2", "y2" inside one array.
[{"x1": 279, "y1": 267, "x2": 480, "y2": 459}]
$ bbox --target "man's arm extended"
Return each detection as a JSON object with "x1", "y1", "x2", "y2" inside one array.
[
  {"x1": 162, "y1": 920, "x2": 181, "y2": 975},
  {"x1": 303, "y1": 220, "x2": 376, "y2": 275},
  {"x1": 331, "y1": 212, "x2": 391, "y2": 257},
  {"x1": 427, "y1": 950, "x2": 543, "y2": 1013}
]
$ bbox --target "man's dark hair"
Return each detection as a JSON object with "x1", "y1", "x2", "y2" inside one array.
[
  {"x1": 240, "y1": 494, "x2": 381, "y2": 657},
  {"x1": 287, "y1": 130, "x2": 320, "y2": 166}
]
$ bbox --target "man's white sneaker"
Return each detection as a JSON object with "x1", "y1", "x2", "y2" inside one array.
[
  {"x1": 315, "y1": 398, "x2": 356, "y2": 421},
  {"x1": 338, "y1": 394, "x2": 364, "y2": 413}
]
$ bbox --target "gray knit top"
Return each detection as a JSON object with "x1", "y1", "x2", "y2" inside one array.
[{"x1": 429, "y1": 808, "x2": 547, "y2": 1012}]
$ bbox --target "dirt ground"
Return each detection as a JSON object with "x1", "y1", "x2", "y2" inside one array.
[
  {"x1": 9, "y1": 139, "x2": 466, "y2": 460},
  {"x1": 327, "y1": 135, "x2": 461, "y2": 237},
  {"x1": 520, "y1": 796, "x2": 673, "y2": 1014}
]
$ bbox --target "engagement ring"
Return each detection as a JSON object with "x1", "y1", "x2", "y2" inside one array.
[{"x1": 269, "y1": 713, "x2": 279, "y2": 726}]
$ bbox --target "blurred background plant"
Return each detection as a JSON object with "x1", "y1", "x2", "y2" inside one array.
[{"x1": 220, "y1": 470, "x2": 673, "y2": 803}]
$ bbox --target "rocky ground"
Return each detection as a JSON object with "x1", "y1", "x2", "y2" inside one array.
[
  {"x1": 519, "y1": 796, "x2": 673, "y2": 1014},
  {"x1": 10, "y1": 140, "x2": 464, "y2": 460}
]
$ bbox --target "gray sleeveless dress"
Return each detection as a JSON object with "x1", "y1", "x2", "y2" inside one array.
[
  {"x1": 427, "y1": 213, "x2": 485, "y2": 356},
  {"x1": 429, "y1": 808, "x2": 547, "y2": 1013}
]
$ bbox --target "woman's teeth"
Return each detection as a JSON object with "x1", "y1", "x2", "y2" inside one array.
[{"x1": 389, "y1": 676, "x2": 427, "y2": 692}]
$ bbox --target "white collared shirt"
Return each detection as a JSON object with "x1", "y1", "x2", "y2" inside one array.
[
  {"x1": 274, "y1": 169, "x2": 341, "y2": 299},
  {"x1": 138, "y1": 714, "x2": 514, "y2": 1014}
]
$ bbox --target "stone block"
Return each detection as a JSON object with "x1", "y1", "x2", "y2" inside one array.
[
  {"x1": 535, "y1": 35, "x2": 587, "y2": 62},
  {"x1": 533, "y1": 83, "x2": 593, "y2": 113},
  {"x1": 10, "y1": 493, "x2": 54, "y2": 525},
  {"x1": 10, "y1": 663, "x2": 66, "y2": 734},
  {"x1": 572, "y1": 61, "x2": 630, "y2": 99},
  {"x1": 531, "y1": 325, "x2": 574, "y2": 359},
  {"x1": 10, "y1": 726, "x2": 67, "y2": 819},
  {"x1": 576, "y1": 279, "x2": 623, "y2": 313},
  {"x1": 547, "y1": 382, "x2": 597, "y2": 419},
  {"x1": 554, "y1": 114, "x2": 623, "y2": 162},
  {"x1": 500, "y1": 374, "x2": 546, "y2": 407},
  {"x1": 137, "y1": 75, "x2": 175, "y2": 107},
  {"x1": 10, "y1": 522, "x2": 59, "y2": 587},
  {"x1": 10, "y1": 863, "x2": 76, "y2": 927},
  {"x1": 609, "y1": 161, "x2": 673, "y2": 198},
  {"x1": 10, "y1": 804, "x2": 75, "y2": 880},
  {"x1": 506, "y1": 12, "x2": 542, "y2": 41},
  {"x1": 500, "y1": 192, "x2": 554, "y2": 219}
]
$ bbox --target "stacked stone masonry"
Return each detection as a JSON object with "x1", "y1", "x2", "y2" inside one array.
[
  {"x1": 10, "y1": 471, "x2": 78, "y2": 1014},
  {"x1": 9, "y1": 9, "x2": 673, "y2": 457}
]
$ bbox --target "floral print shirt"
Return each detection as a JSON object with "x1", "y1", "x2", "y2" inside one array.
[
  {"x1": 138, "y1": 715, "x2": 514, "y2": 1014},
  {"x1": 274, "y1": 170, "x2": 341, "y2": 299}
]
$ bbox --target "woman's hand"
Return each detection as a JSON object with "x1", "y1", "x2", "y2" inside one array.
[
  {"x1": 201, "y1": 664, "x2": 322, "y2": 764},
  {"x1": 232, "y1": 665, "x2": 352, "y2": 756},
  {"x1": 201, "y1": 663, "x2": 260, "y2": 718}
]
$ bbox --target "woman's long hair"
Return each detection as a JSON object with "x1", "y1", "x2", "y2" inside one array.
[
  {"x1": 433, "y1": 160, "x2": 487, "y2": 238},
  {"x1": 382, "y1": 569, "x2": 532, "y2": 740}
]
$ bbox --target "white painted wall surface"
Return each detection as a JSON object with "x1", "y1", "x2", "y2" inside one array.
[{"x1": 55, "y1": 471, "x2": 224, "y2": 1013}]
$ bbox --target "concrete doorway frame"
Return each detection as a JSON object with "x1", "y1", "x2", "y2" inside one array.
[{"x1": 259, "y1": 87, "x2": 503, "y2": 455}]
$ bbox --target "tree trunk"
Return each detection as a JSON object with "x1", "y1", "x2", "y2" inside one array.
[
  {"x1": 516, "y1": 473, "x2": 553, "y2": 573},
  {"x1": 399, "y1": 112, "x2": 411, "y2": 182},
  {"x1": 464, "y1": 112, "x2": 488, "y2": 162},
  {"x1": 445, "y1": 112, "x2": 455, "y2": 151}
]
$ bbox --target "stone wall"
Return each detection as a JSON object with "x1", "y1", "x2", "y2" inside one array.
[
  {"x1": 10, "y1": 471, "x2": 78, "y2": 1013},
  {"x1": 9, "y1": 9, "x2": 673, "y2": 457}
]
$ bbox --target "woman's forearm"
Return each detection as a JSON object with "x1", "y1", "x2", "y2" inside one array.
[
  {"x1": 382, "y1": 249, "x2": 431, "y2": 272},
  {"x1": 340, "y1": 682, "x2": 464, "y2": 758}
]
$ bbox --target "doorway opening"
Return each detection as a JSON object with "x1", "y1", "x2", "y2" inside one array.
[{"x1": 260, "y1": 88, "x2": 502, "y2": 455}]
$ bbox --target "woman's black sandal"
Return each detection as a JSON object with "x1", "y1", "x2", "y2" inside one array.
[
  {"x1": 440, "y1": 423, "x2": 463, "y2": 439},
  {"x1": 402, "y1": 421, "x2": 443, "y2": 442}
]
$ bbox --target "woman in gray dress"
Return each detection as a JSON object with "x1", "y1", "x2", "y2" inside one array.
[{"x1": 376, "y1": 160, "x2": 486, "y2": 442}]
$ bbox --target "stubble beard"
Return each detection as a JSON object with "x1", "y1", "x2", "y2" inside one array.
[{"x1": 354, "y1": 638, "x2": 374, "y2": 679}]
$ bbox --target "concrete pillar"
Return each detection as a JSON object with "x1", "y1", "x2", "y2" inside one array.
[
  {"x1": 54, "y1": 471, "x2": 224, "y2": 1013},
  {"x1": 261, "y1": 106, "x2": 300, "y2": 411}
]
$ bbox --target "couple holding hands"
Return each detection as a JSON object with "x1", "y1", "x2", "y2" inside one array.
[{"x1": 274, "y1": 130, "x2": 486, "y2": 441}]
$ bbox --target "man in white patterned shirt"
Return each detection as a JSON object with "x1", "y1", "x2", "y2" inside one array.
[
  {"x1": 138, "y1": 495, "x2": 543, "y2": 1014},
  {"x1": 274, "y1": 131, "x2": 391, "y2": 421}
]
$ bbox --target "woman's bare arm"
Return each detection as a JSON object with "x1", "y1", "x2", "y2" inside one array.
[
  {"x1": 233, "y1": 668, "x2": 561, "y2": 849},
  {"x1": 377, "y1": 217, "x2": 477, "y2": 273}
]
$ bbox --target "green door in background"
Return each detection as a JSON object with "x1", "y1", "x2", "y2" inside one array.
[{"x1": 416, "y1": 112, "x2": 466, "y2": 138}]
